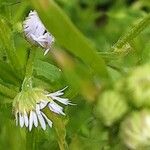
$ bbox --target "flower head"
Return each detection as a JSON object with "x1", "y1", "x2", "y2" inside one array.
[
  {"x1": 23, "y1": 10, "x2": 55, "y2": 55},
  {"x1": 94, "y1": 90, "x2": 128, "y2": 126},
  {"x1": 120, "y1": 110, "x2": 150, "y2": 149},
  {"x1": 126, "y1": 64, "x2": 150, "y2": 107},
  {"x1": 13, "y1": 87, "x2": 72, "y2": 131}
]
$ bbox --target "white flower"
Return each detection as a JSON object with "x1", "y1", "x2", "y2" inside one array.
[
  {"x1": 13, "y1": 87, "x2": 73, "y2": 131},
  {"x1": 23, "y1": 10, "x2": 55, "y2": 55}
]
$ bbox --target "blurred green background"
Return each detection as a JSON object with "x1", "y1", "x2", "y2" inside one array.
[{"x1": 0, "y1": 0, "x2": 150, "y2": 150}]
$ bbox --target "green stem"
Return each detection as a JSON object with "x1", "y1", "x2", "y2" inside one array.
[
  {"x1": 112, "y1": 14, "x2": 150, "y2": 51},
  {"x1": 25, "y1": 49, "x2": 36, "y2": 78},
  {"x1": 55, "y1": 127, "x2": 69, "y2": 150},
  {"x1": 45, "y1": 109, "x2": 69, "y2": 150},
  {"x1": 107, "y1": 64, "x2": 125, "y2": 74},
  {"x1": 24, "y1": 49, "x2": 36, "y2": 149},
  {"x1": 99, "y1": 14, "x2": 150, "y2": 61},
  {"x1": 22, "y1": 48, "x2": 36, "y2": 91}
]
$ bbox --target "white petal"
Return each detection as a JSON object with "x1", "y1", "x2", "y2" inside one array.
[
  {"x1": 47, "y1": 87, "x2": 68, "y2": 97},
  {"x1": 48, "y1": 92, "x2": 63, "y2": 97},
  {"x1": 41, "y1": 112, "x2": 53, "y2": 127},
  {"x1": 48, "y1": 102, "x2": 65, "y2": 116},
  {"x1": 15, "y1": 113, "x2": 18, "y2": 126},
  {"x1": 23, "y1": 10, "x2": 45, "y2": 37},
  {"x1": 23, "y1": 10, "x2": 55, "y2": 51},
  {"x1": 44, "y1": 49, "x2": 50, "y2": 56},
  {"x1": 29, "y1": 111, "x2": 34, "y2": 131},
  {"x1": 56, "y1": 87, "x2": 68, "y2": 93},
  {"x1": 19, "y1": 113, "x2": 24, "y2": 128},
  {"x1": 24, "y1": 111, "x2": 29, "y2": 127},
  {"x1": 52, "y1": 96, "x2": 70, "y2": 105},
  {"x1": 33, "y1": 111, "x2": 38, "y2": 127},
  {"x1": 29, "y1": 111, "x2": 38, "y2": 131},
  {"x1": 36, "y1": 110, "x2": 46, "y2": 130},
  {"x1": 36, "y1": 104, "x2": 41, "y2": 114},
  {"x1": 39, "y1": 100, "x2": 48, "y2": 109},
  {"x1": 54, "y1": 97, "x2": 69, "y2": 105}
]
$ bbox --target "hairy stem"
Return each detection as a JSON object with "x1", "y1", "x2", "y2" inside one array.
[
  {"x1": 25, "y1": 49, "x2": 36, "y2": 78},
  {"x1": 45, "y1": 109, "x2": 69, "y2": 150},
  {"x1": 22, "y1": 48, "x2": 36, "y2": 91},
  {"x1": 112, "y1": 14, "x2": 150, "y2": 51}
]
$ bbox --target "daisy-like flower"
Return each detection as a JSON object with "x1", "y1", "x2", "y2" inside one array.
[
  {"x1": 23, "y1": 10, "x2": 55, "y2": 55},
  {"x1": 13, "y1": 87, "x2": 72, "y2": 131}
]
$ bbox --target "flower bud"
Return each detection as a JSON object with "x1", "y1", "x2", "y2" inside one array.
[
  {"x1": 120, "y1": 110, "x2": 150, "y2": 149},
  {"x1": 23, "y1": 10, "x2": 55, "y2": 55},
  {"x1": 126, "y1": 64, "x2": 150, "y2": 107},
  {"x1": 94, "y1": 90, "x2": 128, "y2": 126}
]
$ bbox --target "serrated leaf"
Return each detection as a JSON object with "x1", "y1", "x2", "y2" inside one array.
[{"x1": 34, "y1": 59, "x2": 62, "y2": 82}]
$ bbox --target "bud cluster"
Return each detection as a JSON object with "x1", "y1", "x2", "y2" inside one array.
[{"x1": 94, "y1": 63, "x2": 150, "y2": 149}]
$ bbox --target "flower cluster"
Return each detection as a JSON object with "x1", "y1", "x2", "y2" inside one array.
[
  {"x1": 23, "y1": 10, "x2": 55, "y2": 55},
  {"x1": 13, "y1": 87, "x2": 72, "y2": 131}
]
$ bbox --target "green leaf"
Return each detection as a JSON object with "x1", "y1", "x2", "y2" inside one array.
[
  {"x1": 0, "y1": 17, "x2": 23, "y2": 77},
  {"x1": 0, "y1": 60, "x2": 21, "y2": 85},
  {"x1": 34, "y1": 59, "x2": 62, "y2": 82}
]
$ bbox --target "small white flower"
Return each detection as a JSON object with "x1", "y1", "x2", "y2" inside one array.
[
  {"x1": 23, "y1": 10, "x2": 55, "y2": 55},
  {"x1": 13, "y1": 87, "x2": 73, "y2": 131}
]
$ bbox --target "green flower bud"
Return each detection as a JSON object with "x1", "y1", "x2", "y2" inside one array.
[
  {"x1": 94, "y1": 90, "x2": 128, "y2": 126},
  {"x1": 126, "y1": 64, "x2": 150, "y2": 107},
  {"x1": 120, "y1": 110, "x2": 150, "y2": 149}
]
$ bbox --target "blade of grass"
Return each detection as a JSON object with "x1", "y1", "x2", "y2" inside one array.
[{"x1": 30, "y1": 0, "x2": 109, "y2": 81}]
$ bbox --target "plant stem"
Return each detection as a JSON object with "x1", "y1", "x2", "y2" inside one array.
[
  {"x1": 55, "y1": 127, "x2": 69, "y2": 150},
  {"x1": 25, "y1": 48, "x2": 36, "y2": 78},
  {"x1": 99, "y1": 14, "x2": 150, "y2": 61},
  {"x1": 24, "y1": 49, "x2": 36, "y2": 150},
  {"x1": 45, "y1": 109, "x2": 69, "y2": 150},
  {"x1": 112, "y1": 14, "x2": 150, "y2": 50},
  {"x1": 22, "y1": 48, "x2": 36, "y2": 91}
]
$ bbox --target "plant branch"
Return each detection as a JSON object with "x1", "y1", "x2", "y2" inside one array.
[{"x1": 112, "y1": 14, "x2": 150, "y2": 51}]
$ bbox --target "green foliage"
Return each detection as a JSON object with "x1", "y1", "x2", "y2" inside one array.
[
  {"x1": 0, "y1": 0, "x2": 150, "y2": 150},
  {"x1": 34, "y1": 59, "x2": 62, "y2": 82}
]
